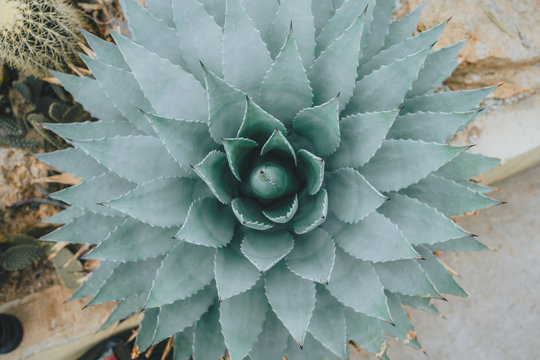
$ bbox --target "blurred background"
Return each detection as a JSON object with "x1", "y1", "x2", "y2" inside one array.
[{"x1": 0, "y1": 0, "x2": 538, "y2": 359}]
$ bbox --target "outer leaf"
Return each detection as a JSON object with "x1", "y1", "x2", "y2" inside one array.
[
  {"x1": 146, "y1": 113, "x2": 216, "y2": 171},
  {"x1": 176, "y1": 198, "x2": 236, "y2": 247},
  {"x1": 360, "y1": 139, "x2": 468, "y2": 192},
  {"x1": 345, "y1": 308, "x2": 385, "y2": 355},
  {"x1": 285, "y1": 333, "x2": 337, "y2": 360},
  {"x1": 223, "y1": 0, "x2": 272, "y2": 98},
  {"x1": 401, "y1": 174, "x2": 499, "y2": 216},
  {"x1": 361, "y1": 0, "x2": 395, "y2": 61},
  {"x1": 42, "y1": 206, "x2": 84, "y2": 225},
  {"x1": 232, "y1": 198, "x2": 275, "y2": 230},
  {"x1": 373, "y1": 260, "x2": 440, "y2": 297},
  {"x1": 135, "y1": 308, "x2": 159, "y2": 352},
  {"x1": 87, "y1": 218, "x2": 176, "y2": 261},
  {"x1": 173, "y1": 327, "x2": 193, "y2": 360},
  {"x1": 325, "y1": 168, "x2": 386, "y2": 223},
  {"x1": 326, "y1": 110, "x2": 398, "y2": 169},
  {"x1": 415, "y1": 245, "x2": 467, "y2": 296},
  {"x1": 397, "y1": 293, "x2": 439, "y2": 315},
  {"x1": 265, "y1": 262, "x2": 316, "y2": 344},
  {"x1": 297, "y1": 149, "x2": 324, "y2": 195},
  {"x1": 312, "y1": 0, "x2": 334, "y2": 36},
  {"x1": 81, "y1": 29, "x2": 128, "y2": 69},
  {"x1": 307, "y1": 286, "x2": 347, "y2": 358},
  {"x1": 267, "y1": 0, "x2": 316, "y2": 67},
  {"x1": 384, "y1": 3, "x2": 425, "y2": 49},
  {"x1": 238, "y1": 98, "x2": 287, "y2": 144},
  {"x1": 146, "y1": 0, "x2": 174, "y2": 26},
  {"x1": 308, "y1": 16, "x2": 364, "y2": 110},
  {"x1": 260, "y1": 29, "x2": 313, "y2": 126},
  {"x1": 199, "y1": 0, "x2": 226, "y2": 26},
  {"x1": 193, "y1": 303, "x2": 226, "y2": 360},
  {"x1": 76, "y1": 136, "x2": 185, "y2": 185},
  {"x1": 381, "y1": 291, "x2": 422, "y2": 350},
  {"x1": 101, "y1": 292, "x2": 148, "y2": 330},
  {"x1": 327, "y1": 248, "x2": 390, "y2": 321},
  {"x1": 292, "y1": 189, "x2": 328, "y2": 234},
  {"x1": 377, "y1": 193, "x2": 471, "y2": 245},
  {"x1": 173, "y1": 0, "x2": 223, "y2": 81},
  {"x1": 110, "y1": 31, "x2": 208, "y2": 122},
  {"x1": 427, "y1": 237, "x2": 490, "y2": 253},
  {"x1": 70, "y1": 260, "x2": 117, "y2": 301},
  {"x1": 105, "y1": 177, "x2": 210, "y2": 228},
  {"x1": 435, "y1": 152, "x2": 500, "y2": 181},
  {"x1": 44, "y1": 121, "x2": 140, "y2": 143},
  {"x1": 220, "y1": 285, "x2": 269, "y2": 360},
  {"x1": 285, "y1": 228, "x2": 335, "y2": 283},
  {"x1": 215, "y1": 239, "x2": 261, "y2": 300},
  {"x1": 344, "y1": 47, "x2": 430, "y2": 115},
  {"x1": 402, "y1": 87, "x2": 496, "y2": 114},
  {"x1": 241, "y1": 231, "x2": 294, "y2": 272},
  {"x1": 262, "y1": 195, "x2": 299, "y2": 224},
  {"x1": 154, "y1": 284, "x2": 217, "y2": 343},
  {"x1": 248, "y1": 310, "x2": 289, "y2": 360},
  {"x1": 323, "y1": 212, "x2": 419, "y2": 263},
  {"x1": 239, "y1": 0, "x2": 279, "y2": 41},
  {"x1": 223, "y1": 138, "x2": 259, "y2": 181},
  {"x1": 292, "y1": 97, "x2": 340, "y2": 157},
  {"x1": 192, "y1": 151, "x2": 237, "y2": 204}
]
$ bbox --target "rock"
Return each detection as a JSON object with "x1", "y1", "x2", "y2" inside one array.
[{"x1": 396, "y1": 0, "x2": 540, "y2": 99}]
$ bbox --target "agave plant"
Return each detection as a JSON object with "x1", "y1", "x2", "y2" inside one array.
[{"x1": 38, "y1": 0, "x2": 500, "y2": 359}]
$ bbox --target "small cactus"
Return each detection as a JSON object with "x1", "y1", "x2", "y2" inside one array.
[{"x1": 0, "y1": 0, "x2": 86, "y2": 77}]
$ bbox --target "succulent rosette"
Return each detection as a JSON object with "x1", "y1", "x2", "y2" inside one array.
[{"x1": 38, "y1": 0, "x2": 500, "y2": 359}]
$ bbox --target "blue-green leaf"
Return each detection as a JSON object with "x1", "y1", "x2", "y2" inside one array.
[
  {"x1": 70, "y1": 260, "x2": 117, "y2": 301},
  {"x1": 384, "y1": 3, "x2": 425, "y2": 49},
  {"x1": 193, "y1": 151, "x2": 237, "y2": 204},
  {"x1": 435, "y1": 152, "x2": 500, "y2": 181},
  {"x1": 81, "y1": 29, "x2": 128, "y2": 69},
  {"x1": 238, "y1": 98, "x2": 287, "y2": 144},
  {"x1": 373, "y1": 260, "x2": 440, "y2": 297},
  {"x1": 223, "y1": 138, "x2": 259, "y2": 181},
  {"x1": 297, "y1": 150, "x2": 324, "y2": 195},
  {"x1": 173, "y1": 327, "x2": 193, "y2": 360},
  {"x1": 415, "y1": 245, "x2": 467, "y2": 296},
  {"x1": 101, "y1": 292, "x2": 148, "y2": 330},
  {"x1": 292, "y1": 189, "x2": 328, "y2": 235},
  {"x1": 261, "y1": 129, "x2": 297, "y2": 164},
  {"x1": 193, "y1": 303, "x2": 226, "y2": 360},
  {"x1": 248, "y1": 310, "x2": 289, "y2": 360},
  {"x1": 345, "y1": 308, "x2": 385, "y2": 355},
  {"x1": 361, "y1": 0, "x2": 395, "y2": 61},
  {"x1": 381, "y1": 291, "x2": 422, "y2": 350},
  {"x1": 44, "y1": 121, "x2": 141, "y2": 143},
  {"x1": 146, "y1": 0, "x2": 174, "y2": 26},
  {"x1": 263, "y1": 195, "x2": 299, "y2": 224},
  {"x1": 241, "y1": 231, "x2": 294, "y2": 272},
  {"x1": 402, "y1": 87, "x2": 496, "y2": 114},
  {"x1": 232, "y1": 198, "x2": 275, "y2": 231},
  {"x1": 239, "y1": 0, "x2": 278, "y2": 42},
  {"x1": 135, "y1": 308, "x2": 159, "y2": 352},
  {"x1": 427, "y1": 237, "x2": 490, "y2": 253},
  {"x1": 35, "y1": 148, "x2": 106, "y2": 181}
]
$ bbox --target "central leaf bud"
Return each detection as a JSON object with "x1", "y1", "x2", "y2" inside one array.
[{"x1": 249, "y1": 162, "x2": 294, "y2": 200}]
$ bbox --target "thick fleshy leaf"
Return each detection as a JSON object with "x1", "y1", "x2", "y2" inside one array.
[
  {"x1": 193, "y1": 303, "x2": 226, "y2": 360},
  {"x1": 70, "y1": 260, "x2": 117, "y2": 301},
  {"x1": 176, "y1": 198, "x2": 236, "y2": 247},
  {"x1": 223, "y1": 138, "x2": 259, "y2": 181},
  {"x1": 427, "y1": 237, "x2": 490, "y2": 253},
  {"x1": 239, "y1": 0, "x2": 278, "y2": 41},
  {"x1": 344, "y1": 47, "x2": 430, "y2": 115},
  {"x1": 435, "y1": 152, "x2": 500, "y2": 181},
  {"x1": 105, "y1": 177, "x2": 210, "y2": 228},
  {"x1": 308, "y1": 16, "x2": 364, "y2": 110},
  {"x1": 203, "y1": 66, "x2": 246, "y2": 141},
  {"x1": 146, "y1": 0, "x2": 174, "y2": 26},
  {"x1": 82, "y1": 29, "x2": 128, "y2": 69},
  {"x1": 101, "y1": 292, "x2": 148, "y2": 330},
  {"x1": 381, "y1": 291, "x2": 422, "y2": 350},
  {"x1": 408, "y1": 40, "x2": 468, "y2": 97},
  {"x1": 415, "y1": 245, "x2": 467, "y2": 296},
  {"x1": 87, "y1": 218, "x2": 176, "y2": 261},
  {"x1": 223, "y1": 0, "x2": 272, "y2": 98},
  {"x1": 262, "y1": 195, "x2": 298, "y2": 224},
  {"x1": 312, "y1": 0, "x2": 334, "y2": 35},
  {"x1": 76, "y1": 135, "x2": 185, "y2": 184},
  {"x1": 44, "y1": 121, "x2": 140, "y2": 143},
  {"x1": 261, "y1": 129, "x2": 297, "y2": 163},
  {"x1": 265, "y1": 262, "x2": 316, "y2": 344},
  {"x1": 154, "y1": 284, "x2": 217, "y2": 344},
  {"x1": 89, "y1": 256, "x2": 164, "y2": 305},
  {"x1": 293, "y1": 97, "x2": 340, "y2": 157},
  {"x1": 361, "y1": 0, "x2": 395, "y2": 61},
  {"x1": 199, "y1": 0, "x2": 226, "y2": 26},
  {"x1": 192, "y1": 151, "x2": 237, "y2": 204},
  {"x1": 135, "y1": 308, "x2": 159, "y2": 352},
  {"x1": 324, "y1": 212, "x2": 418, "y2": 262},
  {"x1": 120, "y1": 0, "x2": 182, "y2": 63},
  {"x1": 378, "y1": 193, "x2": 470, "y2": 245},
  {"x1": 373, "y1": 260, "x2": 440, "y2": 297},
  {"x1": 285, "y1": 333, "x2": 333, "y2": 360},
  {"x1": 146, "y1": 242, "x2": 215, "y2": 307},
  {"x1": 402, "y1": 87, "x2": 496, "y2": 114},
  {"x1": 220, "y1": 284, "x2": 269, "y2": 360},
  {"x1": 360, "y1": 139, "x2": 467, "y2": 192},
  {"x1": 345, "y1": 308, "x2": 385, "y2": 355},
  {"x1": 35, "y1": 148, "x2": 106, "y2": 181},
  {"x1": 325, "y1": 168, "x2": 386, "y2": 223},
  {"x1": 231, "y1": 198, "x2": 275, "y2": 230},
  {"x1": 267, "y1": 0, "x2": 315, "y2": 68},
  {"x1": 238, "y1": 98, "x2": 287, "y2": 143},
  {"x1": 387, "y1": 110, "x2": 480, "y2": 143},
  {"x1": 307, "y1": 286, "x2": 346, "y2": 358},
  {"x1": 241, "y1": 231, "x2": 294, "y2": 272},
  {"x1": 173, "y1": 327, "x2": 194, "y2": 360},
  {"x1": 297, "y1": 150, "x2": 324, "y2": 195},
  {"x1": 215, "y1": 239, "x2": 261, "y2": 300},
  {"x1": 292, "y1": 189, "x2": 328, "y2": 234},
  {"x1": 397, "y1": 293, "x2": 439, "y2": 315},
  {"x1": 50, "y1": 72, "x2": 126, "y2": 123},
  {"x1": 327, "y1": 110, "x2": 398, "y2": 170},
  {"x1": 401, "y1": 174, "x2": 499, "y2": 216},
  {"x1": 285, "y1": 228, "x2": 335, "y2": 283},
  {"x1": 316, "y1": 0, "x2": 368, "y2": 55},
  {"x1": 248, "y1": 310, "x2": 289, "y2": 360},
  {"x1": 260, "y1": 29, "x2": 313, "y2": 126},
  {"x1": 50, "y1": 172, "x2": 136, "y2": 216},
  {"x1": 383, "y1": 3, "x2": 425, "y2": 49},
  {"x1": 77, "y1": 57, "x2": 154, "y2": 134},
  {"x1": 41, "y1": 212, "x2": 125, "y2": 245},
  {"x1": 146, "y1": 113, "x2": 216, "y2": 171},
  {"x1": 42, "y1": 206, "x2": 84, "y2": 225},
  {"x1": 173, "y1": 0, "x2": 223, "y2": 81},
  {"x1": 327, "y1": 248, "x2": 390, "y2": 321},
  {"x1": 111, "y1": 31, "x2": 208, "y2": 122}
]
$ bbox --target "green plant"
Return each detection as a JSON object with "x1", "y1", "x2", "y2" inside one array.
[
  {"x1": 0, "y1": 0, "x2": 85, "y2": 77},
  {"x1": 39, "y1": 0, "x2": 500, "y2": 359},
  {"x1": 0, "y1": 234, "x2": 44, "y2": 271}
]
